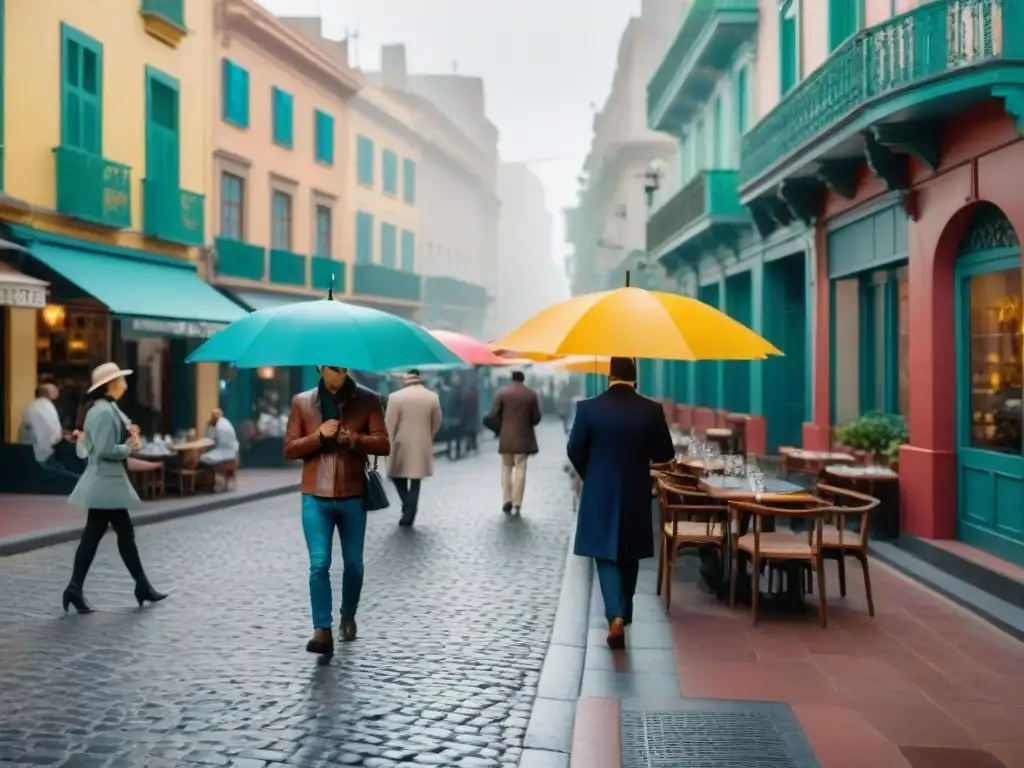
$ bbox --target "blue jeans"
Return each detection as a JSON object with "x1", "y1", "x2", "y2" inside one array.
[
  {"x1": 595, "y1": 559, "x2": 639, "y2": 623},
  {"x1": 301, "y1": 494, "x2": 367, "y2": 629}
]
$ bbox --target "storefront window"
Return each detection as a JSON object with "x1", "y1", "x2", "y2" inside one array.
[
  {"x1": 833, "y1": 277, "x2": 860, "y2": 424},
  {"x1": 253, "y1": 367, "x2": 292, "y2": 438},
  {"x1": 967, "y1": 268, "x2": 1023, "y2": 455},
  {"x1": 36, "y1": 302, "x2": 109, "y2": 427}
]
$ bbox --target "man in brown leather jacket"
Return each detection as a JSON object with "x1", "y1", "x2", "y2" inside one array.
[{"x1": 285, "y1": 365, "x2": 389, "y2": 657}]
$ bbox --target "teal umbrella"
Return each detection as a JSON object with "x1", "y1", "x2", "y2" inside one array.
[{"x1": 186, "y1": 295, "x2": 462, "y2": 371}]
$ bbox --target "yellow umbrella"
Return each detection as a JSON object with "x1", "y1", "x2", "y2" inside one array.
[
  {"x1": 548, "y1": 355, "x2": 611, "y2": 375},
  {"x1": 493, "y1": 287, "x2": 781, "y2": 360}
]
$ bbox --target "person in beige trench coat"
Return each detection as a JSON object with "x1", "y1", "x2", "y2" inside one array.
[{"x1": 384, "y1": 370, "x2": 442, "y2": 527}]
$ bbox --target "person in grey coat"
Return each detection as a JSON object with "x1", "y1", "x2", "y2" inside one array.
[
  {"x1": 486, "y1": 370, "x2": 541, "y2": 516},
  {"x1": 62, "y1": 363, "x2": 167, "y2": 614}
]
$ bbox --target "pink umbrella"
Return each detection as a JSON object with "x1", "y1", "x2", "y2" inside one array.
[{"x1": 429, "y1": 329, "x2": 508, "y2": 366}]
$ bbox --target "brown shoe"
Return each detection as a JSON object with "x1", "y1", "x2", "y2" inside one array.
[
  {"x1": 606, "y1": 617, "x2": 625, "y2": 649},
  {"x1": 340, "y1": 615, "x2": 357, "y2": 642},
  {"x1": 305, "y1": 628, "x2": 334, "y2": 656}
]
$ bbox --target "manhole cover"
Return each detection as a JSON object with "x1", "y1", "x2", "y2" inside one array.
[{"x1": 621, "y1": 701, "x2": 820, "y2": 768}]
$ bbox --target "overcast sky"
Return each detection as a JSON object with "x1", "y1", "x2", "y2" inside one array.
[{"x1": 257, "y1": 0, "x2": 639, "y2": 272}]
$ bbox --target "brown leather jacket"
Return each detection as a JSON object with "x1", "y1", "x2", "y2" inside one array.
[{"x1": 284, "y1": 382, "x2": 390, "y2": 498}]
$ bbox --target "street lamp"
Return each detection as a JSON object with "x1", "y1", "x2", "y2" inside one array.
[{"x1": 644, "y1": 159, "x2": 664, "y2": 210}]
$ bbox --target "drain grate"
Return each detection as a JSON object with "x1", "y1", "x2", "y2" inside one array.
[{"x1": 621, "y1": 701, "x2": 820, "y2": 768}]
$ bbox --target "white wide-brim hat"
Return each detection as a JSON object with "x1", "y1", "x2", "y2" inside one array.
[{"x1": 87, "y1": 362, "x2": 134, "y2": 393}]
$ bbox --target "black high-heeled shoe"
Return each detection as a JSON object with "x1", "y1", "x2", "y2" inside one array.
[
  {"x1": 62, "y1": 584, "x2": 94, "y2": 614},
  {"x1": 134, "y1": 583, "x2": 168, "y2": 607}
]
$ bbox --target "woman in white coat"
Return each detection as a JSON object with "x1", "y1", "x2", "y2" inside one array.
[
  {"x1": 62, "y1": 363, "x2": 168, "y2": 614},
  {"x1": 385, "y1": 370, "x2": 442, "y2": 527}
]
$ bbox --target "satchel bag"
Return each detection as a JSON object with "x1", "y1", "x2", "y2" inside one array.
[
  {"x1": 482, "y1": 413, "x2": 501, "y2": 436},
  {"x1": 363, "y1": 455, "x2": 390, "y2": 511}
]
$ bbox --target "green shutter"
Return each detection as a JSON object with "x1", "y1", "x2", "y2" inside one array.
[
  {"x1": 221, "y1": 59, "x2": 249, "y2": 128},
  {"x1": 381, "y1": 222, "x2": 397, "y2": 267},
  {"x1": 401, "y1": 230, "x2": 415, "y2": 271},
  {"x1": 383, "y1": 150, "x2": 398, "y2": 194},
  {"x1": 712, "y1": 98, "x2": 723, "y2": 167},
  {"x1": 314, "y1": 110, "x2": 334, "y2": 165},
  {"x1": 734, "y1": 66, "x2": 748, "y2": 135},
  {"x1": 828, "y1": 0, "x2": 860, "y2": 51},
  {"x1": 272, "y1": 87, "x2": 293, "y2": 148},
  {"x1": 357, "y1": 136, "x2": 374, "y2": 185},
  {"x1": 402, "y1": 159, "x2": 417, "y2": 204},
  {"x1": 61, "y1": 24, "x2": 103, "y2": 154},
  {"x1": 780, "y1": 2, "x2": 798, "y2": 96},
  {"x1": 356, "y1": 211, "x2": 374, "y2": 263},
  {"x1": 145, "y1": 67, "x2": 180, "y2": 185}
]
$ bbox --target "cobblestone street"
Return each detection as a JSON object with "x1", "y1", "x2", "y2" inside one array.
[{"x1": 0, "y1": 426, "x2": 575, "y2": 768}]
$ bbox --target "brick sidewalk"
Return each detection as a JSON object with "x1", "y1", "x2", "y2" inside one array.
[
  {"x1": 570, "y1": 554, "x2": 1024, "y2": 768},
  {"x1": 0, "y1": 468, "x2": 300, "y2": 555}
]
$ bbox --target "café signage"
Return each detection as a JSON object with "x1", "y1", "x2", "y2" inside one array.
[
  {"x1": 128, "y1": 317, "x2": 226, "y2": 339},
  {"x1": 0, "y1": 283, "x2": 47, "y2": 309}
]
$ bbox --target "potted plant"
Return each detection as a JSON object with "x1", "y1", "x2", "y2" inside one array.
[{"x1": 834, "y1": 412, "x2": 908, "y2": 468}]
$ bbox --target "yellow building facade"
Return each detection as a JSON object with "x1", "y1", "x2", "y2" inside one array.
[{"x1": 0, "y1": 0, "x2": 237, "y2": 452}]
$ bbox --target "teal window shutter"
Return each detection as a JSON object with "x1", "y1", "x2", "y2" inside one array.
[
  {"x1": 357, "y1": 136, "x2": 374, "y2": 186},
  {"x1": 400, "y1": 230, "x2": 415, "y2": 271},
  {"x1": 221, "y1": 59, "x2": 249, "y2": 128},
  {"x1": 780, "y1": 1, "x2": 799, "y2": 96},
  {"x1": 381, "y1": 222, "x2": 397, "y2": 267},
  {"x1": 61, "y1": 24, "x2": 103, "y2": 154},
  {"x1": 314, "y1": 110, "x2": 334, "y2": 164},
  {"x1": 382, "y1": 150, "x2": 398, "y2": 195},
  {"x1": 712, "y1": 97, "x2": 723, "y2": 167},
  {"x1": 356, "y1": 211, "x2": 374, "y2": 263},
  {"x1": 272, "y1": 87, "x2": 293, "y2": 148},
  {"x1": 735, "y1": 66, "x2": 748, "y2": 134},
  {"x1": 403, "y1": 158, "x2": 417, "y2": 204},
  {"x1": 828, "y1": 0, "x2": 860, "y2": 51},
  {"x1": 144, "y1": 67, "x2": 180, "y2": 185}
]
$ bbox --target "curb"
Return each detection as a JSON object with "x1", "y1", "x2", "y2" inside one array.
[
  {"x1": 519, "y1": 525, "x2": 593, "y2": 768},
  {"x1": 0, "y1": 483, "x2": 301, "y2": 558}
]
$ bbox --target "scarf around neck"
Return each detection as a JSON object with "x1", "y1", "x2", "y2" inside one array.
[{"x1": 318, "y1": 376, "x2": 356, "y2": 423}]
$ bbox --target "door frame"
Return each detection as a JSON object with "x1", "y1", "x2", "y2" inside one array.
[{"x1": 954, "y1": 244, "x2": 1024, "y2": 565}]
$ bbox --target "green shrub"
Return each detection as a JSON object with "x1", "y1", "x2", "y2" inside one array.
[{"x1": 834, "y1": 412, "x2": 908, "y2": 465}]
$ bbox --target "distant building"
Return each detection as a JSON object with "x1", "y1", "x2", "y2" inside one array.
[
  {"x1": 496, "y1": 164, "x2": 563, "y2": 337},
  {"x1": 564, "y1": 0, "x2": 684, "y2": 296}
]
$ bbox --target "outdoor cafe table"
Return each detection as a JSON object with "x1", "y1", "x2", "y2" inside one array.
[
  {"x1": 171, "y1": 438, "x2": 214, "y2": 453},
  {"x1": 779, "y1": 448, "x2": 856, "y2": 463},
  {"x1": 697, "y1": 475, "x2": 818, "y2": 612},
  {"x1": 679, "y1": 458, "x2": 725, "y2": 475},
  {"x1": 824, "y1": 463, "x2": 900, "y2": 540}
]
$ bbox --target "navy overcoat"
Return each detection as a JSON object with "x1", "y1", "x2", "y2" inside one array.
[{"x1": 567, "y1": 384, "x2": 675, "y2": 562}]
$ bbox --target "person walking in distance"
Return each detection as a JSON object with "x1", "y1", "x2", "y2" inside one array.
[
  {"x1": 285, "y1": 365, "x2": 390, "y2": 658},
  {"x1": 487, "y1": 370, "x2": 541, "y2": 516},
  {"x1": 567, "y1": 357, "x2": 674, "y2": 649},
  {"x1": 62, "y1": 363, "x2": 168, "y2": 614},
  {"x1": 384, "y1": 370, "x2": 442, "y2": 528}
]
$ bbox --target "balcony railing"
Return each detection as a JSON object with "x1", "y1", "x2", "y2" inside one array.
[
  {"x1": 140, "y1": 0, "x2": 185, "y2": 29},
  {"x1": 53, "y1": 146, "x2": 131, "y2": 229},
  {"x1": 423, "y1": 275, "x2": 489, "y2": 308},
  {"x1": 311, "y1": 257, "x2": 346, "y2": 293},
  {"x1": 647, "y1": 170, "x2": 745, "y2": 255},
  {"x1": 647, "y1": 0, "x2": 758, "y2": 132},
  {"x1": 142, "y1": 179, "x2": 204, "y2": 246},
  {"x1": 214, "y1": 238, "x2": 266, "y2": 282},
  {"x1": 269, "y1": 248, "x2": 307, "y2": 286},
  {"x1": 353, "y1": 263, "x2": 423, "y2": 303},
  {"x1": 739, "y1": 0, "x2": 1011, "y2": 190}
]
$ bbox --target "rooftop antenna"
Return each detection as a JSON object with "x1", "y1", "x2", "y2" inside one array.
[{"x1": 345, "y1": 25, "x2": 361, "y2": 68}]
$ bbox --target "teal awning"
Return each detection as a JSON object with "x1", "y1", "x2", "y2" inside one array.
[
  {"x1": 228, "y1": 289, "x2": 315, "y2": 312},
  {"x1": 26, "y1": 242, "x2": 245, "y2": 325}
]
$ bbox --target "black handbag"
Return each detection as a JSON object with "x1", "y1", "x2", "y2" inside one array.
[
  {"x1": 362, "y1": 455, "x2": 390, "y2": 511},
  {"x1": 482, "y1": 413, "x2": 501, "y2": 436}
]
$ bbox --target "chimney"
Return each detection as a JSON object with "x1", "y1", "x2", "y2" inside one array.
[
  {"x1": 381, "y1": 44, "x2": 408, "y2": 92},
  {"x1": 280, "y1": 16, "x2": 350, "y2": 70}
]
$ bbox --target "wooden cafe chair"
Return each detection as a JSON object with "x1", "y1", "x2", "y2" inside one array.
[
  {"x1": 727, "y1": 498, "x2": 833, "y2": 628},
  {"x1": 815, "y1": 483, "x2": 881, "y2": 617},
  {"x1": 656, "y1": 476, "x2": 727, "y2": 614}
]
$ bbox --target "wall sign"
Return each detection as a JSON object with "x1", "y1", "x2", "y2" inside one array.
[
  {"x1": 0, "y1": 283, "x2": 47, "y2": 309},
  {"x1": 126, "y1": 317, "x2": 226, "y2": 339}
]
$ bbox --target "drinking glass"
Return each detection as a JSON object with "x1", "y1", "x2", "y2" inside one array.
[{"x1": 748, "y1": 470, "x2": 765, "y2": 494}]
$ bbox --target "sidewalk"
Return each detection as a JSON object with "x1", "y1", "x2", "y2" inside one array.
[
  {"x1": 0, "y1": 468, "x2": 300, "y2": 556},
  {"x1": 569, "y1": 554, "x2": 1024, "y2": 768}
]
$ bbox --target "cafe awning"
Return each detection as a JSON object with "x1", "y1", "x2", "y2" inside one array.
[
  {"x1": 0, "y1": 263, "x2": 48, "y2": 308},
  {"x1": 17, "y1": 237, "x2": 246, "y2": 332}
]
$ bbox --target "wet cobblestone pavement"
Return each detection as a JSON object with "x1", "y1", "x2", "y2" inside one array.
[{"x1": 0, "y1": 427, "x2": 574, "y2": 767}]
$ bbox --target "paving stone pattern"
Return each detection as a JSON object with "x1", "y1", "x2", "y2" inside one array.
[{"x1": 0, "y1": 426, "x2": 574, "y2": 767}]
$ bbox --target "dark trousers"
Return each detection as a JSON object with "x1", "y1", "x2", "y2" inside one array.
[
  {"x1": 70, "y1": 509, "x2": 148, "y2": 588},
  {"x1": 462, "y1": 427, "x2": 478, "y2": 454},
  {"x1": 393, "y1": 478, "x2": 422, "y2": 519},
  {"x1": 595, "y1": 558, "x2": 640, "y2": 624}
]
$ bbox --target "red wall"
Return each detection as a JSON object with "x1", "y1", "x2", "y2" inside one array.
[{"x1": 811, "y1": 100, "x2": 1023, "y2": 539}]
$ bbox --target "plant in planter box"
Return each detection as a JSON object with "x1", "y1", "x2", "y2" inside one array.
[{"x1": 834, "y1": 412, "x2": 908, "y2": 467}]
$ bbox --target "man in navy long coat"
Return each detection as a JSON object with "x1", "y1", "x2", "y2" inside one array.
[{"x1": 567, "y1": 357, "x2": 675, "y2": 649}]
